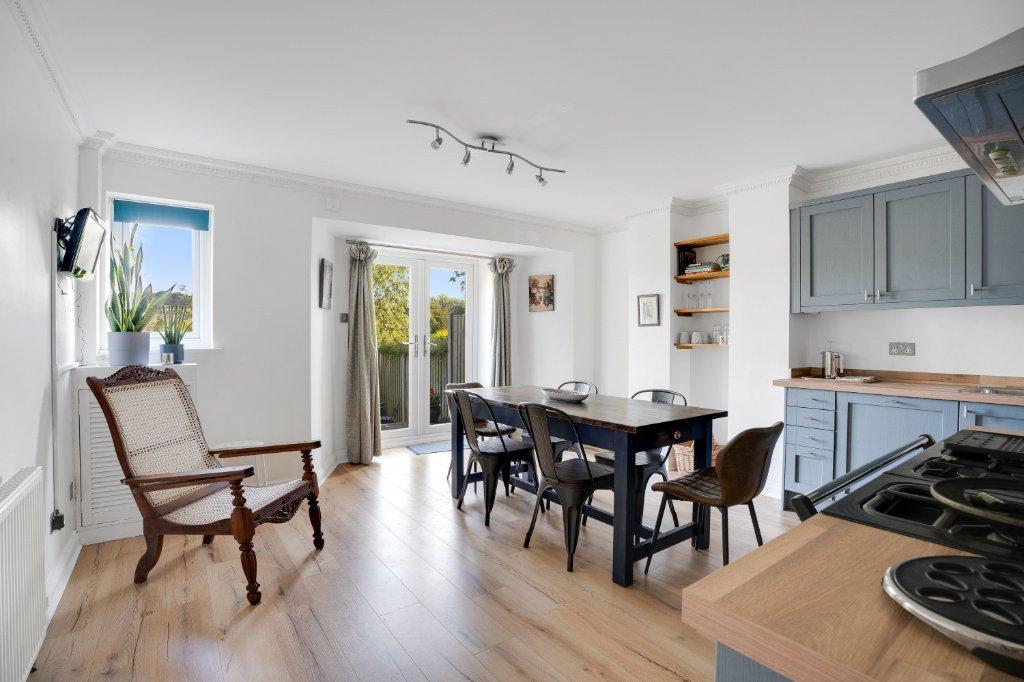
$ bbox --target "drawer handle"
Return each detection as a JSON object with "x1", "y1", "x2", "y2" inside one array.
[{"x1": 887, "y1": 399, "x2": 903, "y2": 406}]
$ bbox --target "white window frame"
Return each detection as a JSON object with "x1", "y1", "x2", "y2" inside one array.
[{"x1": 99, "y1": 192, "x2": 215, "y2": 351}]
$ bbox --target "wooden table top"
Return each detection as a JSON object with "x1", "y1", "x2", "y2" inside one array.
[
  {"x1": 462, "y1": 386, "x2": 727, "y2": 433},
  {"x1": 680, "y1": 513, "x2": 1016, "y2": 681}
]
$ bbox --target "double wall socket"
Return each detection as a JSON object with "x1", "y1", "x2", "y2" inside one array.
[{"x1": 889, "y1": 342, "x2": 916, "y2": 356}]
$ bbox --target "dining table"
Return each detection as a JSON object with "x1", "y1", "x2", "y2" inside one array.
[{"x1": 449, "y1": 385, "x2": 727, "y2": 587}]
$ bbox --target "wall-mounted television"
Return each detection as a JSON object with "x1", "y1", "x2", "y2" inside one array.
[{"x1": 55, "y1": 208, "x2": 107, "y2": 280}]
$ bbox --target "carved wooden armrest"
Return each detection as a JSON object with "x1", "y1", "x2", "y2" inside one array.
[
  {"x1": 210, "y1": 440, "x2": 321, "y2": 458},
  {"x1": 122, "y1": 465, "x2": 255, "y2": 492}
]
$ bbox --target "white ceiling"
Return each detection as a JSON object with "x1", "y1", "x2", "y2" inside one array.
[{"x1": 37, "y1": 1, "x2": 1024, "y2": 228}]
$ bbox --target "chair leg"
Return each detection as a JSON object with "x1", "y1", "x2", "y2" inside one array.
[
  {"x1": 229, "y1": 481, "x2": 261, "y2": 605},
  {"x1": 456, "y1": 455, "x2": 477, "y2": 510},
  {"x1": 747, "y1": 500, "x2": 763, "y2": 547},
  {"x1": 202, "y1": 535, "x2": 214, "y2": 545},
  {"x1": 524, "y1": 486, "x2": 546, "y2": 548},
  {"x1": 308, "y1": 493, "x2": 325, "y2": 550},
  {"x1": 563, "y1": 504, "x2": 582, "y2": 572},
  {"x1": 482, "y1": 466, "x2": 501, "y2": 527},
  {"x1": 644, "y1": 495, "x2": 669, "y2": 575},
  {"x1": 658, "y1": 469, "x2": 681, "y2": 527},
  {"x1": 720, "y1": 507, "x2": 730, "y2": 566},
  {"x1": 134, "y1": 528, "x2": 163, "y2": 583},
  {"x1": 581, "y1": 493, "x2": 593, "y2": 526},
  {"x1": 500, "y1": 462, "x2": 511, "y2": 497}
]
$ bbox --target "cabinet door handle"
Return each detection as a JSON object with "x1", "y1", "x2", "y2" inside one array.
[
  {"x1": 864, "y1": 290, "x2": 870, "y2": 302},
  {"x1": 887, "y1": 399, "x2": 903, "y2": 406},
  {"x1": 969, "y1": 284, "x2": 987, "y2": 297}
]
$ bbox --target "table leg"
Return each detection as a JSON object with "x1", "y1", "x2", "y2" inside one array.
[
  {"x1": 611, "y1": 432, "x2": 637, "y2": 587},
  {"x1": 451, "y1": 406, "x2": 465, "y2": 498},
  {"x1": 692, "y1": 419, "x2": 712, "y2": 550}
]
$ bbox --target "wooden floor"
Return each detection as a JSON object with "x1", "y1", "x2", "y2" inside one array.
[{"x1": 35, "y1": 446, "x2": 797, "y2": 681}]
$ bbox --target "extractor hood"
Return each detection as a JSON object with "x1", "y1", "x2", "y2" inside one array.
[{"x1": 915, "y1": 28, "x2": 1024, "y2": 205}]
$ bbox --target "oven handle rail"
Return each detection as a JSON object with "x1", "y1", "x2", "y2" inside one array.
[{"x1": 791, "y1": 435, "x2": 936, "y2": 522}]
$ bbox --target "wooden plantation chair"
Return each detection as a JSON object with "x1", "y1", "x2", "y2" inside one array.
[{"x1": 87, "y1": 366, "x2": 323, "y2": 606}]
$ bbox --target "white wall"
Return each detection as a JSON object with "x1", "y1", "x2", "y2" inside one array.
[
  {"x1": 513, "y1": 252, "x2": 576, "y2": 388},
  {"x1": 726, "y1": 183, "x2": 795, "y2": 497},
  {"x1": 791, "y1": 306, "x2": 1024, "y2": 377},
  {"x1": 1, "y1": 7, "x2": 81, "y2": 610},
  {"x1": 626, "y1": 210, "x2": 675, "y2": 395},
  {"x1": 595, "y1": 230, "x2": 629, "y2": 396}
]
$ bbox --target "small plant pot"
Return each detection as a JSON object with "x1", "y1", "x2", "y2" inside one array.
[
  {"x1": 430, "y1": 405, "x2": 442, "y2": 423},
  {"x1": 108, "y1": 331, "x2": 151, "y2": 366},
  {"x1": 159, "y1": 343, "x2": 185, "y2": 364}
]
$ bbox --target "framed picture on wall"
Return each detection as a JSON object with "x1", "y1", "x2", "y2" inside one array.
[
  {"x1": 318, "y1": 258, "x2": 333, "y2": 309},
  {"x1": 528, "y1": 274, "x2": 555, "y2": 312},
  {"x1": 637, "y1": 293, "x2": 660, "y2": 326}
]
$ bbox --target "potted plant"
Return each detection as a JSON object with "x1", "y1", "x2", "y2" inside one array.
[
  {"x1": 429, "y1": 388, "x2": 442, "y2": 423},
  {"x1": 158, "y1": 302, "x2": 191, "y2": 364},
  {"x1": 106, "y1": 224, "x2": 174, "y2": 366}
]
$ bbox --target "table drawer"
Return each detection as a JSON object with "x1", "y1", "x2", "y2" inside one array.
[
  {"x1": 786, "y1": 425, "x2": 835, "y2": 453},
  {"x1": 786, "y1": 406, "x2": 835, "y2": 431},
  {"x1": 786, "y1": 388, "x2": 835, "y2": 410}
]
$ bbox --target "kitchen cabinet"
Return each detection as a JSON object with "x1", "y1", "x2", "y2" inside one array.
[
  {"x1": 835, "y1": 393, "x2": 959, "y2": 476},
  {"x1": 783, "y1": 389, "x2": 836, "y2": 498},
  {"x1": 873, "y1": 177, "x2": 965, "y2": 303},
  {"x1": 799, "y1": 195, "x2": 874, "y2": 307},
  {"x1": 958, "y1": 401, "x2": 1024, "y2": 431},
  {"x1": 966, "y1": 174, "x2": 1024, "y2": 302}
]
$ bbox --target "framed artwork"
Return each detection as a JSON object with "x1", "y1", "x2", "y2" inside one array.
[
  {"x1": 637, "y1": 293, "x2": 660, "y2": 326},
  {"x1": 528, "y1": 274, "x2": 555, "y2": 312},
  {"x1": 318, "y1": 258, "x2": 333, "y2": 309}
]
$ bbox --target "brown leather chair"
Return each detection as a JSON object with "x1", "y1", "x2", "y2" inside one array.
[{"x1": 645, "y1": 422, "x2": 784, "y2": 571}]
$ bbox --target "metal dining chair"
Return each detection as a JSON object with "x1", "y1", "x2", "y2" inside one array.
[
  {"x1": 445, "y1": 382, "x2": 517, "y2": 486},
  {"x1": 518, "y1": 402, "x2": 614, "y2": 572},
  {"x1": 645, "y1": 422, "x2": 784, "y2": 571},
  {"x1": 584, "y1": 389, "x2": 686, "y2": 530},
  {"x1": 452, "y1": 390, "x2": 538, "y2": 526}
]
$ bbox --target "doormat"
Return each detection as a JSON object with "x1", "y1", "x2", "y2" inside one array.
[{"x1": 407, "y1": 439, "x2": 465, "y2": 455}]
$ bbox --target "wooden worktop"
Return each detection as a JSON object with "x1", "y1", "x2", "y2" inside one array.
[
  {"x1": 680, "y1": 514, "x2": 1016, "y2": 681},
  {"x1": 773, "y1": 368, "x2": 1024, "y2": 407}
]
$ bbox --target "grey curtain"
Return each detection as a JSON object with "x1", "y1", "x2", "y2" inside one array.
[
  {"x1": 346, "y1": 242, "x2": 381, "y2": 464},
  {"x1": 489, "y1": 256, "x2": 515, "y2": 386}
]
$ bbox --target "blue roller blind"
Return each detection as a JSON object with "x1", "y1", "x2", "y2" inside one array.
[{"x1": 112, "y1": 199, "x2": 210, "y2": 231}]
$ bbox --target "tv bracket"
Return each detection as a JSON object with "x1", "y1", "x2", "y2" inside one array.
[{"x1": 53, "y1": 215, "x2": 76, "y2": 252}]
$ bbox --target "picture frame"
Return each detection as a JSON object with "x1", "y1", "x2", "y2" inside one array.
[
  {"x1": 637, "y1": 293, "x2": 660, "y2": 326},
  {"x1": 318, "y1": 258, "x2": 333, "y2": 310},
  {"x1": 528, "y1": 274, "x2": 555, "y2": 312}
]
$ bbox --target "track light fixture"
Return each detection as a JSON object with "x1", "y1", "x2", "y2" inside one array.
[{"x1": 407, "y1": 119, "x2": 565, "y2": 186}]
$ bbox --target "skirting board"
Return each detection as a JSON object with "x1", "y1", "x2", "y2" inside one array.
[{"x1": 45, "y1": 532, "x2": 81, "y2": 624}]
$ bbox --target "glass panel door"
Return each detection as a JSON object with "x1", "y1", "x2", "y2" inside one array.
[
  {"x1": 373, "y1": 256, "x2": 416, "y2": 439},
  {"x1": 423, "y1": 262, "x2": 471, "y2": 433}
]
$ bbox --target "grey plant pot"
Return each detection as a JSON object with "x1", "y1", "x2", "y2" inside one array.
[
  {"x1": 108, "y1": 331, "x2": 151, "y2": 366},
  {"x1": 159, "y1": 343, "x2": 185, "y2": 364}
]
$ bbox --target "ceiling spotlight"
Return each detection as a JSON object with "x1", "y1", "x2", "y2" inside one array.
[{"x1": 406, "y1": 119, "x2": 565, "y2": 183}]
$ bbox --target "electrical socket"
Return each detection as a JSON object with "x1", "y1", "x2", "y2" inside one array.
[{"x1": 889, "y1": 342, "x2": 916, "y2": 356}]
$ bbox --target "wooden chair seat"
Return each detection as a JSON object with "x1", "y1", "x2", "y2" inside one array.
[
  {"x1": 651, "y1": 468, "x2": 722, "y2": 506},
  {"x1": 162, "y1": 478, "x2": 313, "y2": 527}
]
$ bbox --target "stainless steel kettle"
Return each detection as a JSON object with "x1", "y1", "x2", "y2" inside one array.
[{"x1": 821, "y1": 342, "x2": 843, "y2": 379}]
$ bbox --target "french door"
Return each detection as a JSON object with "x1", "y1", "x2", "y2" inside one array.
[{"x1": 373, "y1": 251, "x2": 475, "y2": 444}]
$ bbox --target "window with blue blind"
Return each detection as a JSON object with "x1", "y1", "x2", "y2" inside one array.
[{"x1": 107, "y1": 195, "x2": 213, "y2": 346}]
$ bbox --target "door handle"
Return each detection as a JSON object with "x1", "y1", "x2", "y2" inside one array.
[
  {"x1": 969, "y1": 284, "x2": 987, "y2": 297},
  {"x1": 863, "y1": 290, "x2": 869, "y2": 302},
  {"x1": 423, "y1": 334, "x2": 434, "y2": 357},
  {"x1": 404, "y1": 338, "x2": 418, "y2": 356}
]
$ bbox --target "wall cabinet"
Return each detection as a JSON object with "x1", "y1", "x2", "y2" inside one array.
[{"x1": 794, "y1": 170, "x2": 1024, "y2": 312}]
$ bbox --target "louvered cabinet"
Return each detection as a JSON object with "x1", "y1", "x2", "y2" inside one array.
[{"x1": 73, "y1": 364, "x2": 197, "y2": 544}]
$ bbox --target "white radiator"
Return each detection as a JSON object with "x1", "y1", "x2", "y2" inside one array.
[{"x1": 0, "y1": 468, "x2": 45, "y2": 682}]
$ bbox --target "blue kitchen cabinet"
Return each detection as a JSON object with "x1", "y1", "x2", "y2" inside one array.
[
  {"x1": 783, "y1": 389, "x2": 836, "y2": 496},
  {"x1": 799, "y1": 195, "x2": 874, "y2": 307},
  {"x1": 958, "y1": 401, "x2": 1024, "y2": 431},
  {"x1": 965, "y1": 174, "x2": 1024, "y2": 302},
  {"x1": 873, "y1": 177, "x2": 965, "y2": 304},
  {"x1": 835, "y1": 393, "x2": 959, "y2": 476}
]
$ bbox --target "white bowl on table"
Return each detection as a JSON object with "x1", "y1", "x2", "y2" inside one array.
[{"x1": 541, "y1": 388, "x2": 590, "y2": 403}]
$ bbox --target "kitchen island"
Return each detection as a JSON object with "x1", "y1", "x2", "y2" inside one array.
[{"x1": 680, "y1": 512, "x2": 1017, "y2": 681}]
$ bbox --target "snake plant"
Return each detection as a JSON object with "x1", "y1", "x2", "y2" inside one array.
[
  {"x1": 159, "y1": 303, "x2": 191, "y2": 344},
  {"x1": 106, "y1": 224, "x2": 174, "y2": 332}
]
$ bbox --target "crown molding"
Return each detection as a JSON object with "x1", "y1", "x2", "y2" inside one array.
[
  {"x1": 81, "y1": 131, "x2": 117, "y2": 152},
  {"x1": 713, "y1": 165, "x2": 809, "y2": 197},
  {"x1": 5, "y1": 0, "x2": 86, "y2": 139},
  {"x1": 804, "y1": 146, "x2": 967, "y2": 198},
  {"x1": 104, "y1": 141, "x2": 599, "y2": 235}
]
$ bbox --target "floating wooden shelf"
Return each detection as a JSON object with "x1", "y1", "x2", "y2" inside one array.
[
  {"x1": 674, "y1": 307, "x2": 729, "y2": 316},
  {"x1": 675, "y1": 270, "x2": 730, "y2": 284},
  {"x1": 673, "y1": 232, "x2": 730, "y2": 250},
  {"x1": 675, "y1": 343, "x2": 729, "y2": 349}
]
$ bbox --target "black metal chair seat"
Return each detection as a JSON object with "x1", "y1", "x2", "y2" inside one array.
[
  {"x1": 478, "y1": 436, "x2": 533, "y2": 456},
  {"x1": 476, "y1": 420, "x2": 516, "y2": 438},
  {"x1": 554, "y1": 457, "x2": 614, "y2": 484}
]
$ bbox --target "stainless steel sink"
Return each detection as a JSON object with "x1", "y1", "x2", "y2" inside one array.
[{"x1": 960, "y1": 386, "x2": 1024, "y2": 396}]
